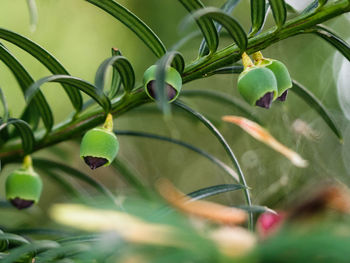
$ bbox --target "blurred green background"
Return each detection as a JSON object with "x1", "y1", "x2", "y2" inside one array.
[{"x1": 0, "y1": 0, "x2": 350, "y2": 228}]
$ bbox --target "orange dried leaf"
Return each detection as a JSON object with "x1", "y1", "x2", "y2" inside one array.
[
  {"x1": 157, "y1": 178, "x2": 247, "y2": 225},
  {"x1": 222, "y1": 115, "x2": 308, "y2": 168}
]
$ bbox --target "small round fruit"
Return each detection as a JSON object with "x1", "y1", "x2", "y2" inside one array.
[
  {"x1": 261, "y1": 59, "x2": 292, "y2": 101},
  {"x1": 143, "y1": 65, "x2": 182, "y2": 102},
  {"x1": 237, "y1": 67, "x2": 278, "y2": 109},
  {"x1": 5, "y1": 168, "x2": 43, "y2": 209},
  {"x1": 80, "y1": 127, "x2": 119, "y2": 170}
]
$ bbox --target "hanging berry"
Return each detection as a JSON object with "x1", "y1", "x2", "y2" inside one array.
[
  {"x1": 237, "y1": 52, "x2": 278, "y2": 109},
  {"x1": 143, "y1": 65, "x2": 182, "y2": 102},
  {"x1": 253, "y1": 51, "x2": 292, "y2": 101},
  {"x1": 80, "y1": 113, "x2": 119, "y2": 170},
  {"x1": 5, "y1": 156, "x2": 43, "y2": 209}
]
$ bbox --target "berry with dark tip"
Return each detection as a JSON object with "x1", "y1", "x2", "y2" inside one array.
[
  {"x1": 237, "y1": 66, "x2": 278, "y2": 109},
  {"x1": 5, "y1": 168, "x2": 43, "y2": 210},
  {"x1": 80, "y1": 127, "x2": 119, "y2": 170},
  {"x1": 253, "y1": 52, "x2": 292, "y2": 102},
  {"x1": 83, "y1": 156, "x2": 108, "y2": 170},
  {"x1": 143, "y1": 65, "x2": 182, "y2": 102}
]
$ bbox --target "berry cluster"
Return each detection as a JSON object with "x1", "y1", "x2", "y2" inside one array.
[{"x1": 238, "y1": 52, "x2": 292, "y2": 109}]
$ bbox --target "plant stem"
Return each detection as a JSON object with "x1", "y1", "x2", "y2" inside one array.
[
  {"x1": 103, "y1": 113, "x2": 114, "y2": 132},
  {"x1": 182, "y1": 0, "x2": 350, "y2": 83},
  {"x1": 0, "y1": 89, "x2": 150, "y2": 164},
  {"x1": 22, "y1": 155, "x2": 33, "y2": 171},
  {"x1": 0, "y1": 0, "x2": 349, "y2": 163}
]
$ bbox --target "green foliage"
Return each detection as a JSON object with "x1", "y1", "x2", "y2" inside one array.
[
  {"x1": 0, "y1": 0, "x2": 349, "y2": 262},
  {"x1": 95, "y1": 55, "x2": 135, "y2": 94},
  {"x1": 250, "y1": 0, "x2": 266, "y2": 36},
  {"x1": 0, "y1": 118, "x2": 35, "y2": 154},
  {"x1": 0, "y1": 28, "x2": 83, "y2": 112},
  {"x1": 268, "y1": 0, "x2": 287, "y2": 28}
]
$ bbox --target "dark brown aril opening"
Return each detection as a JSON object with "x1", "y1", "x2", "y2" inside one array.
[
  {"x1": 277, "y1": 90, "x2": 288, "y2": 101},
  {"x1": 147, "y1": 80, "x2": 177, "y2": 101},
  {"x1": 10, "y1": 197, "x2": 34, "y2": 209},
  {"x1": 84, "y1": 156, "x2": 108, "y2": 170},
  {"x1": 256, "y1": 92, "x2": 274, "y2": 109}
]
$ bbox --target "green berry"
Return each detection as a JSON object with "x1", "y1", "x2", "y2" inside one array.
[
  {"x1": 5, "y1": 168, "x2": 43, "y2": 209},
  {"x1": 252, "y1": 52, "x2": 292, "y2": 102},
  {"x1": 80, "y1": 127, "x2": 119, "y2": 169},
  {"x1": 258, "y1": 59, "x2": 292, "y2": 101},
  {"x1": 237, "y1": 66, "x2": 278, "y2": 109},
  {"x1": 143, "y1": 65, "x2": 182, "y2": 102}
]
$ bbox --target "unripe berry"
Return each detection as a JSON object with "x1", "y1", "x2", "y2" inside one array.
[
  {"x1": 80, "y1": 114, "x2": 119, "y2": 170},
  {"x1": 5, "y1": 167, "x2": 43, "y2": 209},
  {"x1": 253, "y1": 52, "x2": 292, "y2": 101},
  {"x1": 238, "y1": 52, "x2": 278, "y2": 109},
  {"x1": 80, "y1": 128, "x2": 119, "y2": 169},
  {"x1": 238, "y1": 66, "x2": 278, "y2": 109},
  {"x1": 143, "y1": 65, "x2": 182, "y2": 102}
]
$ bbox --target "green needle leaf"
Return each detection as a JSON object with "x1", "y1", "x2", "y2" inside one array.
[
  {"x1": 95, "y1": 55, "x2": 135, "y2": 94},
  {"x1": 178, "y1": 0, "x2": 219, "y2": 54},
  {"x1": 109, "y1": 48, "x2": 123, "y2": 98},
  {"x1": 250, "y1": 0, "x2": 266, "y2": 37},
  {"x1": 0, "y1": 44, "x2": 53, "y2": 132},
  {"x1": 0, "y1": 28, "x2": 83, "y2": 112},
  {"x1": 234, "y1": 205, "x2": 277, "y2": 214},
  {"x1": 173, "y1": 101, "x2": 253, "y2": 229},
  {"x1": 187, "y1": 184, "x2": 246, "y2": 201},
  {"x1": 190, "y1": 7, "x2": 247, "y2": 51},
  {"x1": 35, "y1": 243, "x2": 90, "y2": 263},
  {"x1": 268, "y1": 0, "x2": 287, "y2": 28},
  {"x1": 0, "y1": 88, "x2": 9, "y2": 145},
  {"x1": 285, "y1": 3, "x2": 298, "y2": 14},
  {"x1": 19, "y1": 106, "x2": 40, "y2": 132},
  {"x1": 171, "y1": 52, "x2": 185, "y2": 74},
  {"x1": 26, "y1": 0, "x2": 38, "y2": 31},
  {"x1": 309, "y1": 25, "x2": 350, "y2": 61},
  {"x1": 116, "y1": 130, "x2": 240, "y2": 182},
  {"x1": 86, "y1": 0, "x2": 166, "y2": 58},
  {"x1": 199, "y1": 0, "x2": 241, "y2": 56},
  {"x1": 291, "y1": 80, "x2": 342, "y2": 141},
  {"x1": 208, "y1": 65, "x2": 243, "y2": 74},
  {"x1": 301, "y1": 0, "x2": 319, "y2": 15},
  {"x1": 26, "y1": 75, "x2": 111, "y2": 114},
  {"x1": 318, "y1": 0, "x2": 328, "y2": 7},
  {"x1": 0, "y1": 88, "x2": 9, "y2": 122},
  {"x1": 0, "y1": 233, "x2": 30, "y2": 246},
  {"x1": 2, "y1": 241, "x2": 59, "y2": 263},
  {"x1": 0, "y1": 118, "x2": 35, "y2": 154}
]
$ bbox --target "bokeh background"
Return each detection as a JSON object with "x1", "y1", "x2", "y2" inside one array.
[{"x1": 0, "y1": 0, "x2": 349, "y2": 228}]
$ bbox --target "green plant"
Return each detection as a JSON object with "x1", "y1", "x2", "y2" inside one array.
[{"x1": 0, "y1": 0, "x2": 349, "y2": 262}]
